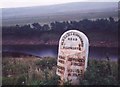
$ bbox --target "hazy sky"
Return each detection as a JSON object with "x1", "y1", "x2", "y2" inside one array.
[{"x1": 0, "y1": 0, "x2": 119, "y2": 8}]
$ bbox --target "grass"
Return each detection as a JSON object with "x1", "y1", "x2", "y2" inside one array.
[{"x1": 2, "y1": 56, "x2": 118, "y2": 85}]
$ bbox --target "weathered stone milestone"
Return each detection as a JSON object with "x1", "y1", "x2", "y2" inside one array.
[{"x1": 56, "y1": 30, "x2": 89, "y2": 85}]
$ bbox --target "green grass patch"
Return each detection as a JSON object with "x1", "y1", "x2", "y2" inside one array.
[{"x1": 2, "y1": 57, "x2": 118, "y2": 85}]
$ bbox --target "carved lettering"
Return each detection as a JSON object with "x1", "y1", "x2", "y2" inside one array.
[{"x1": 56, "y1": 30, "x2": 89, "y2": 85}]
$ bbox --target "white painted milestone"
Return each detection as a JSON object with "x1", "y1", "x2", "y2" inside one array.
[{"x1": 56, "y1": 30, "x2": 89, "y2": 85}]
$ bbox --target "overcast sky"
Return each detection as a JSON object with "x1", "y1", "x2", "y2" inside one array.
[{"x1": 0, "y1": 0, "x2": 119, "y2": 8}]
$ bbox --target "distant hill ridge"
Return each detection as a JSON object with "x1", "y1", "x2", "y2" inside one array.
[
  {"x1": 2, "y1": 2, "x2": 118, "y2": 26},
  {"x1": 3, "y1": 2, "x2": 117, "y2": 18}
]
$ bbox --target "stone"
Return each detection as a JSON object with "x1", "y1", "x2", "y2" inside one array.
[{"x1": 56, "y1": 30, "x2": 89, "y2": 85}]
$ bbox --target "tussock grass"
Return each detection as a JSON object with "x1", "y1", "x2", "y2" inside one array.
[{"x1": 2, "y1": 56, "x2": 118, "y2": 85}]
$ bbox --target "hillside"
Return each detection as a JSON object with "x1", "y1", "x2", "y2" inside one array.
[
  {"x1": 2, "y1": 2, "x2": 118, "y2": 26},
  {"x1": 2, "y1": 18, "x2": 118, "y2": 47}
]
